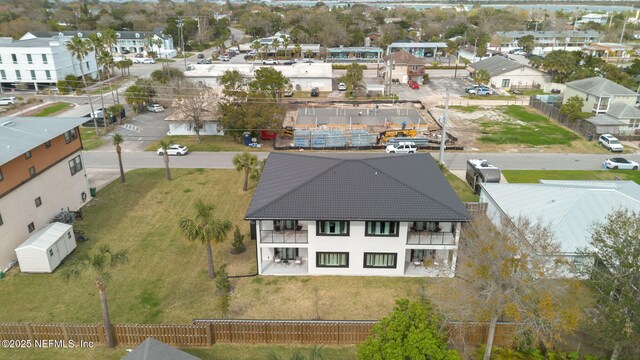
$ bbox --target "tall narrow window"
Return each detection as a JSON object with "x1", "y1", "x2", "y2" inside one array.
[
  {"x1": 28, "y1": 222, "x2": 35, "y2": 233},
  {"x1": 25, "y1": 151, "x2": 32, "y2": 159},
  {"x1": 45, "y1": 70, "x2": 51, "y2": 80},
  {"x1": 42, "y1": 54, "x2": 48, "y2": 64},
  {"x1": 0, "y1": 70, "x2": 5, "y2": 80},
  {"x1": 11, "y1": 54, "x2": 17, "y2": 64},
  {"x1": 0, "y1": 213, "x2": 3, "y2": 226},
  {"x1": 69, "y1": 155, "x2": 83, "y2": 176},
  {"x1": 28, "y1": 166, "x2": 36, "y2": 177},
  {"x1": 35, "y1": 197, "x2": 42, "y2": 207},
  {"x1": 0, "y1": 167, "x2": 3, "y2": 181},
  {"x1": 30, "y1": 70, "x2": 36, "y2": 80},
  {"x1": 44, "y1": 141, "x2": 51, "y2": 148},
  {"x1": 15, "y1": 70, "x2": 21, "y2": 80},
  {"x1": 27, "y1": 54, "x2": 32, "y2": 64},
  {"x1": 0, "y1": 54, "x2": 3, "y2": 64}
]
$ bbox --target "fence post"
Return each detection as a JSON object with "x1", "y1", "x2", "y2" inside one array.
[
  {"x1": 25, "y1": 323, "x2": 34, "y2": 342},
  {"x1": 206, "y1": 323, "x2": 213, "y2": 346},
  {"x1": 62, "y1": 324, "x2": 70, "y2": 342}
]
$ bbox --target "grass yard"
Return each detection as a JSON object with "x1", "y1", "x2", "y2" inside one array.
[
  {"x1": 146, "y1": 135, "x2": 268, "y2": 152},
  {"x1": 443, "y1": 169, "x2": 478, "y2": 202},
  {"x1": 89, "y1": 77, "x2": 130, "y2": 95},
  {"x1": 478, "y1": 105, "x2": 580, "y2": 146},
  {"x1": 0, "y1": 344, "x2": 357, "y2": 360},
  {"x1": 0, "y1": 168, "x2": 458, "y2": 325},
  {"x1": 503, "y1": 169, "x2": 640, "y2": 184},
  {"x1": 448, "y1": 105, "x2": 480, "y2": 113},
  {"x1": 80, "y1": 128, "x2": 105, "y2": 150},
  {"x1": 33, "y1": 102, "x2": 72, "y2": 117}
]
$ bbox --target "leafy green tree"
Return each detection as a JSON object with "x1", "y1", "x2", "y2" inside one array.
[
  {"x1": 233, "y1": 151, "x2": 258, "y2": 191},
  {"x1": 578, "y1": 209, "x2": 640, "y2": 360},
  {"x1": 625, "y1": 58, "x2": 640, "y2": 77},
  {"x1": 472, "y1": 69, "x2": 490, "y2": 85},
  {"x1": 67, "y1": 36, "x2": 98, "y2": 134},
  {"x1": 343, "y1": 63, "x2": 365, "y2": 96},
  {"x1": 112, "y1": 133, "x2": 125, "y2": 183},
  {"x1": 123, "y1": 85, "x2": 147, "y2": 113},
  {"x1": 517, "y1": 34, "x2": 535, "y2": 53},
  {"x1": 459, "y1": 215, "x2": 578, "y2": 360},
  {"x1": 150, "y1": 68, "x2": 184, "y2": 85},
  {"x1": 542, "y1": 50, "x2": 580, "y2": 83},
  {"x1": 248, "y1": 67, "x2": 290, "y2": 100},
  {"x1": 220, "y1": 70, "x2": 247, "y2": 97},
  {"x1": 107, "y1": 104, "x2": 124, "y2": 125},
  {"x1": 62, "y1": 245, "x2": 128, "y2": 348},
  {"x1": 219, "y1": 101, "x2": 286, "y2": 139},
  {"x1": 357, "y1": 299, "x2": 460, "y2": 360},
  {"x1": 231, "y1": 225, "x2": 246, "y2": 254},
  {"x1": 560, "y1": 95, "x2": 585, "y2": 122},
  {"x1": 179, "y1": 200, "x2": 232, "y2": 279},
  {"x1": 158, "y1": 139, "x2": 173, "y2": 181}
]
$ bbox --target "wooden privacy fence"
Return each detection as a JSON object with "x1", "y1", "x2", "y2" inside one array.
[{"x1": 0, "y1": 320, "x2": 517, "y2": 347}]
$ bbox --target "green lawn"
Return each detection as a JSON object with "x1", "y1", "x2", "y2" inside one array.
[
  {"x1": 0, "y1": 344, "x2": 357, "y2": 360},
  {"x1": 146, "y1": 135, "x2": 268, "y2": 152},
  {"x1": 89, "y1": 77, "x2": 131, "y2": 95},
  {"x1": 478, "y1": 105, "x2": 580, "y2": 146},
  {"x1": 80, "y1": 128, "x2": 105, "y2": 150},
  {"x1": 503, "y1": 170, "x2": 640, "y2": 184},
  {"x1": 443, "y1": 169, "x2": 479, "y2": 202},
  {"x1": 448, "y1": 105, "x2": 480, "y2": 113},
  {"x1": 33, "y1": 102, "x2": 72, "y2": 117}
]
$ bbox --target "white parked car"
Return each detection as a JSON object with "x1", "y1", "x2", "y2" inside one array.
[
  {"x1": 385, "y1": 142, "x2": 418, "y2": 154},
  {"x1": 0, "y1": 97, "x2": 18, "y2": 106},
  {"x1": 147, "y1": 104, "x2": 165, "y2": 112},
  {"x1": 604, "y1": 158, "x2": 639, "y2": 170},
  {"x1": 141, "y1": 58, "x2": 155, "y2": 64},
  {"x1": 218, "y1": 54, "x2": 230, "y2": 62},
  {"x1": 157, "y1": 144, "x2": 188, "y2": 156},
  {"x1": 598, "y1": 134, "x2": 624, "y2": 152},
  {"x1": 131, "y1": 58, "x2": 142, "y2": 64},
  {"x1": 338, "y1": 83, "x2": 347, "y2": 91},
  {"x1": 262, "y1": 59, "x2": 278, "y2": 65}
]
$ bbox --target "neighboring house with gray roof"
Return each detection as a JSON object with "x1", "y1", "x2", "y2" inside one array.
[
  {"x1": 124, "y1": 337, "x2": 199, "y2": 360},
  {"x1": 246, "y1": 153, "x2": 471, "y2": 277},
  {"x1": 0, "y1": 117, "x2": 90, "y2": 271},
  {"x1": 563, "y1": 77, "x2": 640, "y2": 134},
  {"x1": 469, "y1": 56, "x2": 550, "y2": 89},
  {"x1": 480, "y1": 180, "x2": 640, "y2": 276}
]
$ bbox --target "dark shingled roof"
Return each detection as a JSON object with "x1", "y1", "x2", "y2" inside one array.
[{"x1": 246, "y1": 153, "x2": 471, "y2": 222}]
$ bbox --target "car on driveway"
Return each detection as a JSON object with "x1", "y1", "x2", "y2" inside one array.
[
  {"x1": 244, "y1": 54, "x2": 254, "y2": 60},
  {"x1": 218, "y1": 54, "x2": 230, "y2": 61},
  {"x1": 157, "y1": 144, "x2": 188, "y2": 156},
  {"x1": 604, "y1": 158, "x2": 639, "y2": 170},
  {"x1": 468, "y1": 86, "x2": 493, "y2": 95},
  {"x1": 134, "y1": 53, "x2": 144, "y2": 58},
  {"x1": 147, "y1": 104, "x2": 165, "y2": 113},
  {"x1": 282, "y1": 60, "x2": 294, "y2": 65},
  {"x1": 197, "y1": 53, "x2": 205, "y2": 59},
  {"x1": 310, "y1": 87, "x2": 320, "y2": 97},
  {"x1": 262, "y1": 59, "x2": 278, "y2": 65},
  {"x1": 131, "y1": 58, "x2": 142, "y2": 64},
  {"x1": 338, "y1": 82, "x2": 347, "y2": 91},
  {"x1": 197, "y1": 59, "x2": 212, "y2": 64},
  {"x1": 0, "y1": 96, "x2": 18, "y2": 106},
  {"x1": 407, "y1": 80, "x2": 420, "y2": 90},
  {"x1": 599, "y1": 134, "x2": 624, "y2": 152},
  {"x1": 142, "y1": 58, "x2": 155, "y2": 64},
  {"x1": 386, "y1": 142, "x2": 418, "y2": 154}
]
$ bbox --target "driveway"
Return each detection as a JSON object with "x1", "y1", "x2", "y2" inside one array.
[{"x1": 98, "y1": 109, "x2": 170, "y2": 152}]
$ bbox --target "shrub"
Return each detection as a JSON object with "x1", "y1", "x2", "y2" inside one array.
[{"x1": 231, "y1": 226, "x2": 246, "y2": 254}]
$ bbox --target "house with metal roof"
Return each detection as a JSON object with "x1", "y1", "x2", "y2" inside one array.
[
  {"x1": 387, "y1": 42, "x2": 447, "y2": 58},
  {"x1": 246, "y1": 153, "x2": 471, "y2": 277},
  {"x1": 0, "y1": 117, "x2": 90, "y2": 272},
  {"x1": 480, "y1": 180, "x2": 640, "y2": 275},
  {"x1": 469, "y1": 56, "x2": 550, "y2": 90},
  {"x1": 326, "y1": 47, "x2": 384, "y2": 63},
  {"x1": 563, "y1": 77, "x2": 640, "y2": 134}
]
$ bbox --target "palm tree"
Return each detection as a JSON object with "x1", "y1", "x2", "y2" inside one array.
[
  {"x1": 445, "y1": 40, "x2": 459, "y2": 66},
  {"x1": 179, "y1": 200, "x2": 232, "y2": 279},
  {"x1": 97, "y1": 50, "x2": 117, "y2": 104},
  {"x1": 67, "y1": 36, "x2": 98, "y2": 134},
  {"x1": 112, "y1": 133, "x2": 125, "y2": 183},
  {"x1": 473, "y1": 69, "x2": 491, "y2": 86},
  {"x1": 282, "y1": 37, "x2": 291, "y2": 59},
  {"x1": 294, "y1": 43, "x2": 302, "y2": 60},
  {"x1": 261, "y1": 44, "x2": 270, "y2": 60},
  {"x1": 158, "y1": 139, "x2": 173, "y2": 181},
  {"x1": 233, "y1": 151, "x2": 258, "y2": 191},
  {"x1": 122, "y1": 59, "x2": 132, "y2": 76},
  {"x1": 271, "y1": 38, "x2": 280, "y2": 58},
  {"x1": 62, "y1": 245, "x2": 128, "y2": 348},
  {"x1": 345, "y1": 63, "x2": 365, "y2": 96},
  {"x1": 88, "y1": 34, "x2": 108, "y2": 124},
  {"x1": 251, "y1": 40, "x2": 261, "y2": 58}
]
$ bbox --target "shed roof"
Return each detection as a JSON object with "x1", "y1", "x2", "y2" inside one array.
[
  {"x1": 469, "y1": 56, "x2": 525, "y2": 77},
  {"x1": 15, "y1": 222, "x2": 72, "y2": 251},
  {"x1": 606, "y1": 102, "x2": 640, "y2": 119},
  {"x1": 123, "y1": 337, "x2": 199, "y2": 360},
  {"x1": 246, "y1": 153, "x2": 470, "y2": 222},
  {"x1": 0, "y1": 117, "x2": 87, "y2": 165},
  {"x1": 566, "y1": 77, "x2": 638, "y2": 97},
  {"x1": 586, "y1": 114, "x2": 627, "y2": 126},
  {"x1": 481, "y1": 181, "x2": 640, "y2": 254}
]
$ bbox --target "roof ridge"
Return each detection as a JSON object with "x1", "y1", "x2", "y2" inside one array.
[
  {"x1": 246, "y1": 156, "x2": 343, "y2": 217},
  {"x1": 361, "y1": 158, "x2": 470, "y2": 219}
]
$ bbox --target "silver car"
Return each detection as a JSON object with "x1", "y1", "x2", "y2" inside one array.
[
  {"x1": 604, "y1": 158, "x2": 639, "y2": 170},
  {"x1": 157, "y1": 144, "x2": 188, "y2": 156}
]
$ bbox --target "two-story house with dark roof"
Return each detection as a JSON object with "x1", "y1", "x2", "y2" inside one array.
[
  {"x1": 0, "y1": 117, "x2": 90, "y2": 271},
  {"x1": 246, "y1": 153, "x2": 471, "y2": 277}
]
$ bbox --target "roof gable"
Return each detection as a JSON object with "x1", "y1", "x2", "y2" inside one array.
[
  {"x1": 566, "y1": 77, "x2": 638, "y2": 97},
  {"x1": 607, "y1": 102, "x2": 640, "y2": 119},
  {"x1": 247, "y1": 153, "x2": 470, "y2": 222},
  {"x1": 470, "y1": 56, "x2": 525, "y2": 77}
]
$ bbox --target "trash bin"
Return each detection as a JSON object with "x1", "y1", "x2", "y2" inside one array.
[
  {"x1": 0, "y1": 271, "x2": 4, "y2": 280},
  {"x1": 90, "y1": 187, "x2": 97, "y2": 197},
  {"x1": 242, "y1": 132, "x2": 252, "y2": 146},
  {"x1": 587, "y1": 134, "x2": 594, "y2": 141}
]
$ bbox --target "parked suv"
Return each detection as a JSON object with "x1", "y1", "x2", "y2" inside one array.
[
  {"x1": 0, "y1": 97, "x2": 18, "y2": 106},
  {"x1": 598, "y1": 134, "x2": 624, "y2": 152},
  {"x1": 468, "y1": 86, "x2": 493, "y2": 95},
  {"x1": 386, "y1": 142, "x2": 418, "y2": 154}
]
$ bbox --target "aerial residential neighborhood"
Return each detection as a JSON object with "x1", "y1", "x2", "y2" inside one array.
[{"x1": 1, "y1": 0, "x2": 640, "y2": 359}]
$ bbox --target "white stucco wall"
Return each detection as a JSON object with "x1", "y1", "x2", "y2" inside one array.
[
  {"x1": 0, "y1": 152, "x2": 90, "y2": 271},
  {"x1": 490, "y1": 67, "x2": 551, "y2": 89}
]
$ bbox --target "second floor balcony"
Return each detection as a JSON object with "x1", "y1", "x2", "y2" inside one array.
[{"x1": 260, "y1": 220, "x2": 308, "y2": 244}]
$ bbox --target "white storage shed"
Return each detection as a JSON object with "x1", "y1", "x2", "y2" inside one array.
[{"x1": 15, "y1": 222, "x2": 77, "y2": 273}]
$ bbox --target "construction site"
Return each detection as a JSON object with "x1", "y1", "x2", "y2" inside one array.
[{"x1": 275, "y1": 102, "x2": 460, "y2": 150}]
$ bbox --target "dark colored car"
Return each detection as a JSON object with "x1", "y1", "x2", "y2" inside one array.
[
  {"x1": 121, "y1": 49, "x2": 130, "y2": 54},
  {"x1": 282, "y1": 60, "x2": 294, "y2": 65},
  {"x1": 310, "y1": 87, "x2": 320, "y2": 97},
  {"x1": 197, "y1": 53, "x2": 205, "y2": 59},
  {"x1": 198, "y1": 59, "x2": 212, "y2": 64},
  {"x1": 244, "y1": 54, "x2": 254, "y2": 60},
  {"x1": 134, "y1": 53, "x2": 144, "y2": 58}
]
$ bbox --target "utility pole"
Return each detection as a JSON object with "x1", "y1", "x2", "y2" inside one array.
[
  {"x1": 439, "y1": 88, "x2": 450, "y2": 165},
  {"x1": 177, "y1": 19, "x2": 187, "y2": 70}
]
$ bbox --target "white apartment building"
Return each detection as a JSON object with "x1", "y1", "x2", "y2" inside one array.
[
  {"x1": 0, "y1": 117, "x2": 91, "y2": 271},
  {"x1": 22, "y1": 30, "x2": 175, "y2": 56},
  {"x1": 0, "y1": 37, "x2": 98, "y2": 91}
]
